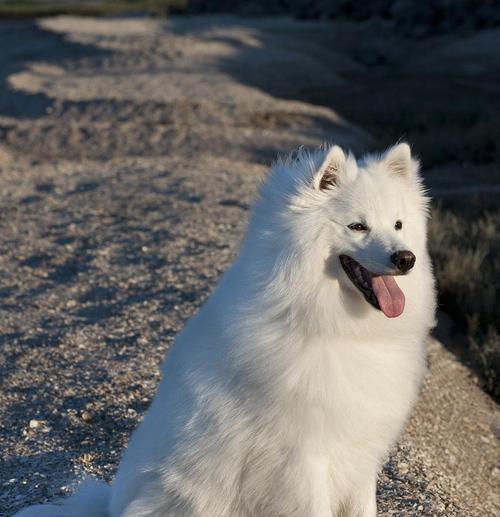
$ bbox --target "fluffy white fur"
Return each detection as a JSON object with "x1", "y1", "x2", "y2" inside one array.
[{"x1": 16, "y1": 143, "x2": 436, "y2": 517}]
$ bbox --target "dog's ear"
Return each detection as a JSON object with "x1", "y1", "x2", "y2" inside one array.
[
  {"x1": 384, "y1": 143, "x2": 413, "y2": 177},
  {"x1": 314, "y1": 145, "x2": 346, "y2": 191}
]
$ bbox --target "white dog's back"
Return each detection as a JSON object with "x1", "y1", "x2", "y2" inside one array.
[{"x1": 16, "y1": 143, "x2": 435, "y2": 517}]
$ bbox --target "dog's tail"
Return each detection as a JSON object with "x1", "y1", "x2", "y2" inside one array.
[{"x1": 14, "y1": 480, "x2": 110, "y2": 517}]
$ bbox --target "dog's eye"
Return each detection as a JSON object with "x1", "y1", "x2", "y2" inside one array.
[
  {"x1": 348, "y1": 223, "x2": 368, "y2": 232},
  {"x1": 395, "y1": 220, "x2": 403, "y2": 230}
]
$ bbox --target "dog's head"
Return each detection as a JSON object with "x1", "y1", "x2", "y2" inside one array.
[
  {"x1": 250, "y1": 142, "x2": 430, "y2": 319},
  {"x1": 308, "y1": 143, "x2": 429, "y2": 318}
]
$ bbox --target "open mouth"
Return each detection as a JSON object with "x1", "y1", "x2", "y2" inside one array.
[{"x1": 339, "y1": 255, "x2": 405, "y2": 318}]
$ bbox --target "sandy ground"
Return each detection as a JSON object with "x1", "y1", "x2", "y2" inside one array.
[{"x1": 0, "y1": 15, "x2": 498, "y2": 517}]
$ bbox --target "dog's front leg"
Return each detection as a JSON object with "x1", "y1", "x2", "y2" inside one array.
[
  {"x1": 239, "y1": 449, "x2": 334, "y2": 517},
  {"x1": 305, "y1": 457, "x2": 335, "y2": 517},
  {"x1": 347, "y1": 476, "x2": 377, "y2": 517}
]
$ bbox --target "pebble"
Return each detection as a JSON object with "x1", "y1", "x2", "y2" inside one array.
[{"x1": 81, "y1": 411, "x2": 93, "y2": 423}]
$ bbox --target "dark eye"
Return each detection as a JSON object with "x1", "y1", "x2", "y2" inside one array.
[
  {"x1": 348, "y1": 223, "x2": 368, "y2": 232},
  {"x1": 395, "y1": 220, "x2": 403, "y2": 230}
]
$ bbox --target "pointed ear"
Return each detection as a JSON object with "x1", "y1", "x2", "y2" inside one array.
[
  {"x1": 314, "y1": 145, "x2": 346, "y2": 191},
  {"x1": 384, "y1": 142, "x2": 413, "y2": 177}
]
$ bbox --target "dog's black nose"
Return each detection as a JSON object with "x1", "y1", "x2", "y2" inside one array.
[{"x1": 391, "y1": 250, "x2": 416, "y2": 273}]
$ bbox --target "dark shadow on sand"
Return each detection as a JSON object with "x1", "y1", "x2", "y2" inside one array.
[{"x1": 0, "y1": 19, "x2": 110, "y2": 118}]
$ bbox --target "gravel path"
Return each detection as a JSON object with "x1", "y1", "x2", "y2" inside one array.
[{"x1": 0, "y1": 15, "x2": 498, "y2": 517}]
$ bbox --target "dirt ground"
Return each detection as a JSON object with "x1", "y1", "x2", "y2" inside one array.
[{"x1": 0, "y1": 15, "x2": 498, "y2": 516}]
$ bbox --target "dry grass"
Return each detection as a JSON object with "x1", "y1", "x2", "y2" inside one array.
[
  {"x1": 379, "y1": 106, "x2": 500, "y2": 167},
  {"x1": 429, "y1": 205, "x2": 500, "y2": 399},
  {"x1": 336, "y1": 85, "x2": 500, "y2": 168}
]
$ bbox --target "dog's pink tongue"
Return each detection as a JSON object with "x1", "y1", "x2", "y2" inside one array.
[{"x1": 372, "y1": 276, "x2": 405, "y2": 318}]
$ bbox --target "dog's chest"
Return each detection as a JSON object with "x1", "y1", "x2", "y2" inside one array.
[{"x1": 282, "y1": 336, "x2": 425, "y2": 448}]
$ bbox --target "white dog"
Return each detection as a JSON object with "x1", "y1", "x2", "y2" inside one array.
[{"x1": 17, "y1": 143, "x2": 436, "y2": 517}]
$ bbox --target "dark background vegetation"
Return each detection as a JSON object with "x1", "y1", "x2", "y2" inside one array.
[
  {"x1": 0, "y1": 0, "x2": 187, "y2": 18},
  {"x1": 0, "y1": 0, "x2": 498, "y2": 400},
  {"x1": 190, "y1": 0, "x2": 500, "y2": 36}
]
